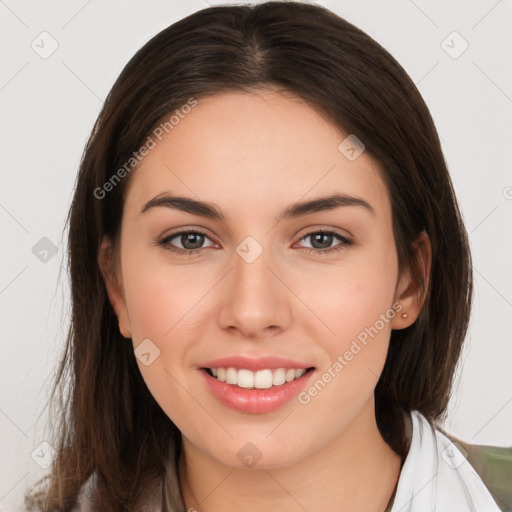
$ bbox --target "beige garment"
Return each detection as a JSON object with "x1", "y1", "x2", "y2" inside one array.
[{"x1": 71, "y1": 474, "x2": 168, "y2": 512}]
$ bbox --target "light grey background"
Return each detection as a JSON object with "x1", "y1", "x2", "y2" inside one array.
[{"x1": 1, "y1": 0, "x2": 511, "y2": 510}]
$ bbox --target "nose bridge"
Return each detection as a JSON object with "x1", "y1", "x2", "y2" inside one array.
[
  {"x1": 217, "y1": 235, "x2": 290, "y2": 337},
  {"x1": 234, "y1": 235, "x2": 273, "y2": 296}
]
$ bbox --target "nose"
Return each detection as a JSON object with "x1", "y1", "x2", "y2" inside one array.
[{"x1": 217, "y1": 241, "x2": 292, "y2": 340}]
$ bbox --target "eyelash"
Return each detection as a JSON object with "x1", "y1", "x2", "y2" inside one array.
[{"x1": 156, "y1": 229, "x2": 353, "y2": 256}]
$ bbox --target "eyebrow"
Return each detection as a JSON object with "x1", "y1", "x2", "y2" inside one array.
[{"x1": 140, "y1": 191, "x2": 376, "y2": 221}]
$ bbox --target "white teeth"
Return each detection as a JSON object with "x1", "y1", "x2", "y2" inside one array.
[
  {"x1": 208, "y1": 367, "x2": 309, "y2": 389},
  {"x1": 237, "y1": 369, "x2": 254, "y2": 388},
  {"x1": 272, "y1": 368, "x2": 286, "y2": 386},
  {"x1": 285, "y1": 369, "x2": 296, "y2": 382},
  {"x1": 254, "y1": 369, "x2": 273, "y2": 389},
  {"x1": 225, "y1": 367, "x2": 237, "y2": 385}
]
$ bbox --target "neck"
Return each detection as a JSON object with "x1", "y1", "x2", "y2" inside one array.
[{"x1": 178, "y1": 398, "x2": 404, "y2": 512}]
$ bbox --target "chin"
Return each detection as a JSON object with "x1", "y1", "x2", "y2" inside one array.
[{"x1": 205, "y1": 435, "x2": 315, "y2": 471}]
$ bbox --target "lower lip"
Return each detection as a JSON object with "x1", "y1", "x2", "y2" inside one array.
[{"x1": 199, "y1": 368, "x2": 315, "y2": 414}]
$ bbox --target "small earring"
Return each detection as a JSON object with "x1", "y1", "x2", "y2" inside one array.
[{"x1": 401, "y1": 312, "x2": 408, "y2": 319}]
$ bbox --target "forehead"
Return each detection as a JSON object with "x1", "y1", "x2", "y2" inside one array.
[{"x1": 124, "y1": 89, "x2": 391, "y2": 223}]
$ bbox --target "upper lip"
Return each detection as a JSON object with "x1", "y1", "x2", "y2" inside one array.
[{"x1": 199, "y1": 356, "x2": 315, "y2": 372}]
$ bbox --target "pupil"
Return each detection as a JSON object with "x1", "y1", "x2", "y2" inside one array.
[
  {"x1": 312, "y1": 233, "x2": 332, "y2": 249},
  {"x1": 183, "y1": 233, "x2": 204, "y2": 250}
]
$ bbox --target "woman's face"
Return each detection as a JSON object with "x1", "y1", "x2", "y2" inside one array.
[{"x1": 104, "y1": 89, "x2": 418, "y2": 469}]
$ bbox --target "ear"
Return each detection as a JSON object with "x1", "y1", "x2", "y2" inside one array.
[
  {"x1": 391, "y1": 231, "x2": 431, "y2": 330},
  {"x1": 98, "y1": 236, "x2": 132, "y2": 338}
]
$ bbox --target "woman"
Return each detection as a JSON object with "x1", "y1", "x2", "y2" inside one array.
[{"x1": 25, "y1": 2, "x2": 511, "y2": 511}]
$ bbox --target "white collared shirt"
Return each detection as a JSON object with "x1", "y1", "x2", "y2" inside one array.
[{"x1": 390, "y1": 410, "x2": 502, "y2": 511}]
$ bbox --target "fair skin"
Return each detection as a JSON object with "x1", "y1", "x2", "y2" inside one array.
[{"x1": 99, "y1": 89, "x2": 430, "y2": 512}]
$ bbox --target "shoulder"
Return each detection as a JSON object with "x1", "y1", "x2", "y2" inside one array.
[
  {"x1": 393, "y1": 411, "x2": 509, "y2": 511},
  {"x1": 441, "y1": 430, "x2": 512, "y2": 512}
]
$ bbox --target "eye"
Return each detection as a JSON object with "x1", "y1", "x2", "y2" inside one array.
[
  {"x1": 296, "y1": 230, "x2": 353, "y2": 255},
  {"x1": 157, "y1": 229, "x2": 216, "y2": 255}
]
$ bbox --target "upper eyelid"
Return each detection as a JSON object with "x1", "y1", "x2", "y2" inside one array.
[{"x1": 161, "y1": 228, "x2": 217, "y2": 244}]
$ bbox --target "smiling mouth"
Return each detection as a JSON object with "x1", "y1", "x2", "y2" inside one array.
[{"x1": 202, "y1": 367, "x2": 315, "y2": 389}]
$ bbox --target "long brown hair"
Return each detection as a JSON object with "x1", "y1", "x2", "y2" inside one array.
[{"x1": 26, "y1": 2, "x2": 472, "y2": 510}]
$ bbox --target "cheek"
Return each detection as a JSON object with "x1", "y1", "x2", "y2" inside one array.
[
  {"x1": 121, "y1": 259, "x2": 214, "y2": 434},
  {"x1": 300, "y1": 242, "x2": 399, "y2": 401},
  {"x1": 121, "y1": 250, "x2": 217, "y2": 421},
  {"x1": 303, "y1": 243, "x2": 398, "y2": 344},
  {"x1": 121, "y1": 245, "x2": 214, "y2": 342}
]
